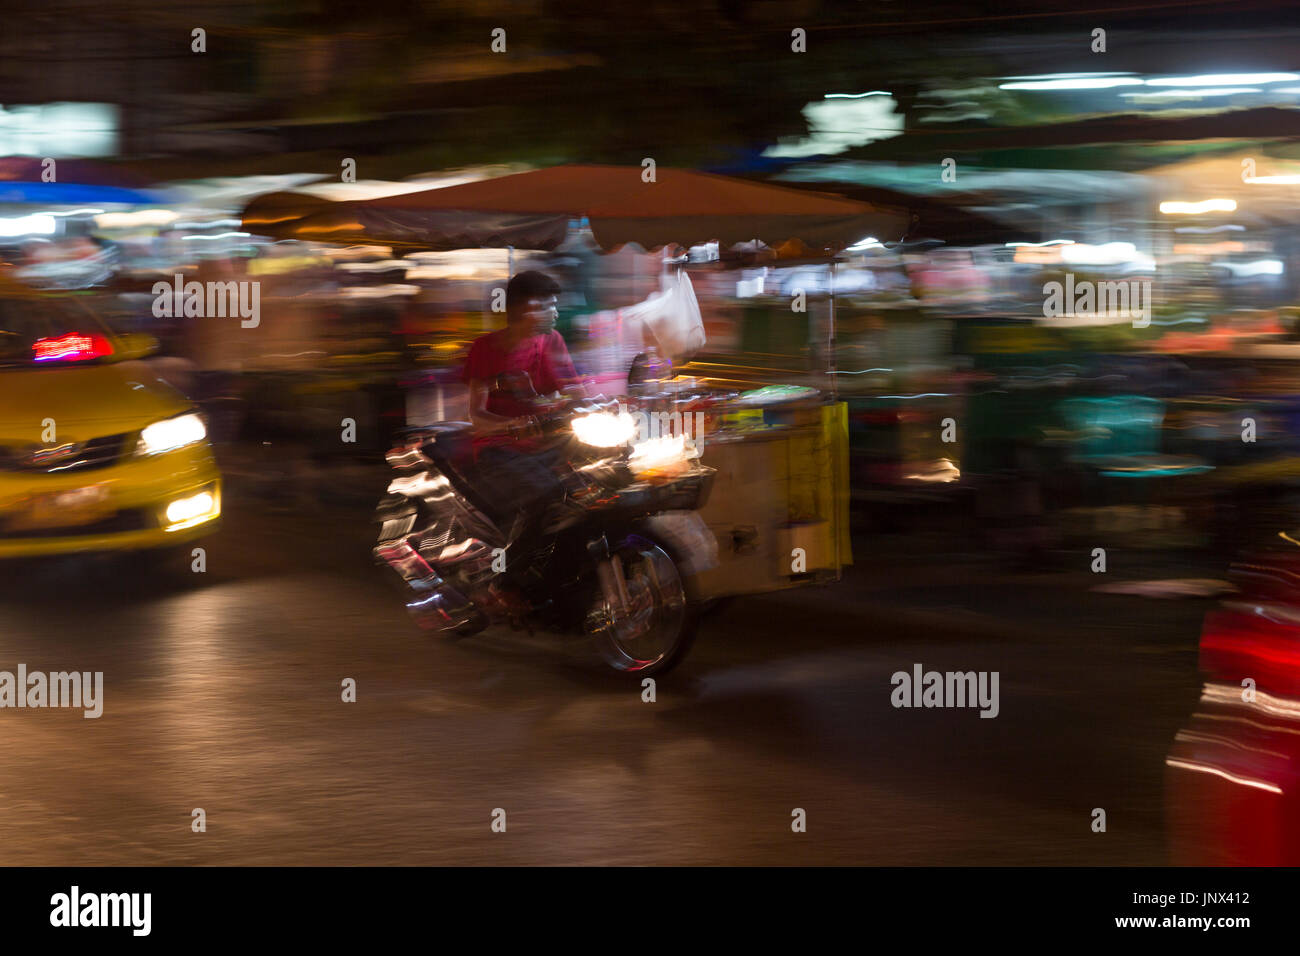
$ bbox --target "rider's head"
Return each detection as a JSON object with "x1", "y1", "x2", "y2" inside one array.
[{"x1": 505, "y1": 270, "x2": 561, "y2": 336}]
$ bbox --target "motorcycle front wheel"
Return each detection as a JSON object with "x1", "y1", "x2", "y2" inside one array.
[{"x1": 584, "y1": 533, "x2": 697, "y2": 676}]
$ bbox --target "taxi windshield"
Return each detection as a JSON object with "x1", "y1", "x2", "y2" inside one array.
[{"x1": 0, "y1": 296, "x2": 117, "y2": 368}]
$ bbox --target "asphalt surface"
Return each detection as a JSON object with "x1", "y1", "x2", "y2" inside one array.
[{"x1": 0, "y1": 473, "x2": 1225, "y2": 865}]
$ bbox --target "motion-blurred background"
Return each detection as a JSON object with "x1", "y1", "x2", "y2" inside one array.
[{"x1": 2, "y1": 0, "x2": 1300, "y2": 866}]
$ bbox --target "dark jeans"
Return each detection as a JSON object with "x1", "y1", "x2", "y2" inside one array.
[{"x1": 469, "y1": 444, "x2": 566, "y2": 574}]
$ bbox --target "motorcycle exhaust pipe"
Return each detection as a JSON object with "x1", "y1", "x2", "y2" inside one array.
[{"x1": 376, "y1": 538, "x2": 480, "y2": 632}]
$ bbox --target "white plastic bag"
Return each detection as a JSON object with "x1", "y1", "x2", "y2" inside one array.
[{"x1": 626, "y1": 268, "x2": 705, "y2": 361}]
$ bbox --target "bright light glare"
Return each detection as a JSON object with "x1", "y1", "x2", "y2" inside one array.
[
  {"x1": 1060, "y1": 242, "x2": 1146, "y2": 265},
  {"x1": 1245, "y1": 175, "x2": 1300, "y2": 185},
  {"x1": 166, "y1": 492, "x2": 215, "y2": 525},
  {"x1": 1144, "y1": 73, "x2": 1299, "y2": 86},
  {"x1": 0, "y1": 214, "x2": 56, "y2": 236},
  {"x1": 1215, "y1": 259, "x2": 1284, "y2": 276},
  {"x1": 1123, "y1": 88, "x2": 1261, "y2": 99},
  {"x1": 999, "y1": 78, "x2": 1144, "y2": 90},
  {"x1": 630, "y1": 435, "x2": 690, "y2": 473},
  {"x1": 138, "y1": 413, "x2": 207, "y2": 456},
  {"x1": 32, "y1": 333, "x2": 112, "y2": 362},
  {"x1": 572, "y1": 411, "x2": 637, "y2": 448},
  {"x1": 1160, "y1": 199, "x2": 1238, "y2": 215},
  {"x1": 96, "y1": 209, "x2": 178, "y2": 228}
]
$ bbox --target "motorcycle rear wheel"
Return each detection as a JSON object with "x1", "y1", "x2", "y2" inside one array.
[{"x1": 585, "y1": 534, "x2": 697, "y2": 676}]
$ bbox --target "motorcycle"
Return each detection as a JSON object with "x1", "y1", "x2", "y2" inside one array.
[{"x1": 373, "y1": 383, "x2": 717, "y2": 676}]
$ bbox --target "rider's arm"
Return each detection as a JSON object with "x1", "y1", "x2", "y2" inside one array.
[
  {"x1": 468, "y1": 379, "x2": 534, "y2": 435},
  {"x1": 543, "y1": 330, "x2": 589, "y2": 399}
]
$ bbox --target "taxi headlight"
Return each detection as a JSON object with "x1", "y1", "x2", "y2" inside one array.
[
  {"x1": 572, "y1": 411, "x2": 638, "y2": 448},
  {"x1": 137, "y1": 413, "x2": 207, "y2": 456},
  {"x1": 166, "y1": 491, "x2": 215, "y2": 525}
]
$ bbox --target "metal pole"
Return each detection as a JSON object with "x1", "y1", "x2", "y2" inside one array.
[
  {"x1": 828, "y1": 259, "x2": 837, "y2": 402},
  {"x1": 828, "y1": 256, "x2": 842, "y2": 583}
]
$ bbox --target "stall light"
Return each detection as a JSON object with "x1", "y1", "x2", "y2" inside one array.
[
  {"x1": 999, "y1": 77, "x2": 1144, "y2": 90},
  {"x1": 1159, "y1": 199, "x2": 1237, "y2": 215},
  {"x1": 1214, "y1": 259, "x2": 1284, "y2": 276},
  {"x1": 1059, "y1": 242, "x2": 1150, "y2": 266},
  {"x1": 0, "y1": 214, "x2": 56, "y2": 236},
  {"x1": 848, "y1": 236, "x2": 882, "y2": 250},
  {"x1": 337, "y1": 260, "x2": 409, "y2": 272},
  {"x1": 172, "y1": 219, "x2": 242, "y2": 230},
  {"x1": 825, "y1": 91, "x2": 891, "y2": 98},
  {"x1": 182, "y1": 231, "x2": 251, "y2": 241},
  {"x1": 338, "y1": 284, "x2": 421, "y2": 298},
  {"x1": 323, "y1": 244, "x2": 395, "y2": 261},
  {"x1": 1123, "y1": 88, "x2": 1261, "y2": 99},
  {"x1": 1144, "y1": 73, "x2": 1299, "y2": 86},
  {"x1": 1006, "y1": 239, "x2": 1075, "y2": 247},
  {"x1": 1002, "y1": 72, "x2": 1135, "y2": 80},
  {"x1": 1013, "y1": 247, "x2": 1067, "y2": 264},
  {"x1": 50, "y1": 208, "x2": 105, "y2": 217},
  {"x1": 96, "y1": 209, "x2": 178, "y2": 228},
  {"x1": 1244, "y1": 174, "x2": 1300, "y2": 185},
  {"x1": 247, "y1": 255, "x2": 332, "y2": 276},
  {"x1": 1172, "y1": 241, "x2": 1246, "y2": 255}
]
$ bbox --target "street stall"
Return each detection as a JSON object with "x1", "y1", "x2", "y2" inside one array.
[{"x1": 242, "y1": 164, "x2": 907, "y2": 598}]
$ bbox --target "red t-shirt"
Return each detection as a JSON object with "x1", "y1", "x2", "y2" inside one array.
[{"x1": 462, "y1": 328, "x2": 579, "y2": 418}]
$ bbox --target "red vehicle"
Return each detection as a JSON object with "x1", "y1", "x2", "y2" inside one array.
[{"x1": 1166, "y1": 542, "x2": 1300, "y2": 864}]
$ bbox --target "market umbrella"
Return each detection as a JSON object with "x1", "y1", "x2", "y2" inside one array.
[{"x1": 240, "y1": 164, "x2": 907, "y2": 251}]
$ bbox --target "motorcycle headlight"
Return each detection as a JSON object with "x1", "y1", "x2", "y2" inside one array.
[
  {"x1": 572, "y1": 411, "x2": 638, "y2": 448},
  {"x1": 137, "y1": 412, "x2": 207, "y2": 456},
  {"x1": 629, "y1": 434, "x2": 692, "y2": 475}
]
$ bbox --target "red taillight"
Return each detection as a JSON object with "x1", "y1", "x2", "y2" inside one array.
[{"x1": 32, "y1": 333, "x2": 113, "y2": 363}]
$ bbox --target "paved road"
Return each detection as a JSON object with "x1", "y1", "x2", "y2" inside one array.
[{"x1": 0, "y1": 488, "x2": 1220, "y2": 865}]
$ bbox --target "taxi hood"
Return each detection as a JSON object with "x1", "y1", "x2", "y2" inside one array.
[{"x1": 0, "y1": 361, "x2": 190, "y2": 442}]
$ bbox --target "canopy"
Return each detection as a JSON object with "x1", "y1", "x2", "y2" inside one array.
[
  {"x1": 0, "y1": 182, "x2": 162, "y2": 206},
  {"x1": 240, "y1": 164, "x2": 907, "y2": 251}
]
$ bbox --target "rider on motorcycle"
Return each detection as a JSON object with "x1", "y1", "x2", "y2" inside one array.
[{"x1": 462, "y1": 271, "x2": 588, "y2": 581}]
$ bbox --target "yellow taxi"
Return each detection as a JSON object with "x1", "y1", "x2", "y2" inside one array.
[{"x1": 0, "y1": 279, "x2": 220, "y2": 558}]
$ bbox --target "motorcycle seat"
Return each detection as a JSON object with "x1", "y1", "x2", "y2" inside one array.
[{"x1": 416, "y1": 425, "x2": 512, "y2": 527}]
